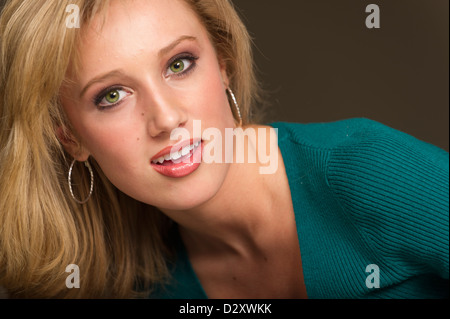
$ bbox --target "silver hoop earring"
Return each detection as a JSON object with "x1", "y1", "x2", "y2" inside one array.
[
  {"x1": 226, "y1": 88, "x2": 242, "y2": 126},
  {"x1": 68, "y1": 159, "x2": 94, "y2": 204}
]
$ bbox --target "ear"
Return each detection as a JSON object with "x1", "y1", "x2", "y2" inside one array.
[
  {"x1": 55, "y1": 126, "x2": 90, "y2": 162},
  {"x1": 219, "y1": 59, "x2": 230, "y2": 88}
]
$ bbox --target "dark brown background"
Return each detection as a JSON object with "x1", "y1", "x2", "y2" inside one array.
[
  {"x1": 1, "y1": 0, "x2": 448, "y2": 151},
  {"x1": 232, "y1": 0, "x2": 449, "y2": 151}
]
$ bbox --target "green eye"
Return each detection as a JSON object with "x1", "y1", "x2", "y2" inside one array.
[
  {"x1": 170, "y1": 59, "x2": 185, "y2": 73},
  {"x1": 105, "y1": 90, "x2": 120, "y2": 103}
]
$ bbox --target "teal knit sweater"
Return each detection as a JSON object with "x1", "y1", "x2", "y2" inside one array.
[{"x1": 152, "y1": 118, "x2": 449, "y2": 299}]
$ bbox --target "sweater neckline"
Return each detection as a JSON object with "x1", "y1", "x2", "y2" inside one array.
[{"x1": 173, "y1": 122, "x2": 309, "y2": 299}]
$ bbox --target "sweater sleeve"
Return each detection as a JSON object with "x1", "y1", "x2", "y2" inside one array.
[{"x1": 326, "y1": 118, "x2": 449, "y2": 280}]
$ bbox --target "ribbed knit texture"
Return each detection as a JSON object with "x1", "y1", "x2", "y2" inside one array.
[{"x1": 151, "y1": 118, "x2": 449, "y2": 299}]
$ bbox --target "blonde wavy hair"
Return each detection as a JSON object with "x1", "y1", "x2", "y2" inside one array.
[{"x1": 0, "y1": 0, "x2": 260, "y2": 298}]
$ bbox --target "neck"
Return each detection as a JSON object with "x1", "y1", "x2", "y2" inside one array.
[{"x1": 160, "y1": 125, "x2": 282, "y2": 256}]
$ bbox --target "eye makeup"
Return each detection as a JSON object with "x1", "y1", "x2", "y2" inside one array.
[
  {"x1": 165, "y1": 52, "x2": 199, "y2": 78},
  {"x1": 92, "y1": 85, "x2": 132, "y2": 110},
  {"x1": 91, "y1": 51, "x2": 199, "y2": 110}
]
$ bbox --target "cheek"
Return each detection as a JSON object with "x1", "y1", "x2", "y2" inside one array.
[
  {"x1": 81, "y1": 122, "x2": 144, "y2": 181},
  {"x1": 186, "y1": 53, "x2": 234, "y2": 127},
  {"x1": 98, "y1": 131, "x2": 138, "y2": 157},
  {"x1": 193, "y1": 76, "x2": 234, "y2": 129}
]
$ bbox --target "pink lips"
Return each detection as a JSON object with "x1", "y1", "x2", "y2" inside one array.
[{"x1": 150, "y1": 138, "x2": 202, "y2": 178}]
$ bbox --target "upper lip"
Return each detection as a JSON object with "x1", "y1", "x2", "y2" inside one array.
[{"x1": 151, "y1": 138, "x2": 201, "y2": 162}]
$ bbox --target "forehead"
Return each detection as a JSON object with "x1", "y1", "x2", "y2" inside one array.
[{"x1": 75, "y1": 0, "x2": 207, "y2": 76}]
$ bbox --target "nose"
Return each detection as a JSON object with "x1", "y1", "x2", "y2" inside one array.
[{"x1": 146, "y1": 91, "x2": 188, "y2": 138}]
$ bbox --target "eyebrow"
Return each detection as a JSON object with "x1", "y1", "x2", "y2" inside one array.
[
  {"x1": 158, "y1": 35, "x2": 197, "y2": 58},
  {"x1": 79, "y1": 69, "x2": 125, "y2": 98},
  {"x1": 79, "y1": 35, "x2": 198, "y2": 98}
]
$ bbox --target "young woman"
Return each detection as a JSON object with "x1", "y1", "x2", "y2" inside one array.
[{"x1": 0, "y1": 0, "x2": 447, "y2": 299}]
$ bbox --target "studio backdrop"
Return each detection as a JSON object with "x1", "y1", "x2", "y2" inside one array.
[{"x1": 233, "y1": 0, "x2": 448, "y2": 151}]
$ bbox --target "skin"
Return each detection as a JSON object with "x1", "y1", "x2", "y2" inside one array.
[{"x1": 59, "y1": 0, "x2": 307, "y2": 298}]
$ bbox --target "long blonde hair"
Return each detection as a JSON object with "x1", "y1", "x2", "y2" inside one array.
[{"x1": 0, "y1": 0, "x2": 259, "y2": 298}]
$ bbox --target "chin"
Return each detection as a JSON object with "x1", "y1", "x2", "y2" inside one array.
[
  {"x1": 152, "y1": 188, "x2": 217, "y2": 212},
  {"x1": 151, "y1": 162, "x2": 230, "y2": 212}
]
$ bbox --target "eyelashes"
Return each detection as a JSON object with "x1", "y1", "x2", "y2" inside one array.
[
  {"x1": 92, "y1": 53, "x2": 199, "y2": 110},
  {"x1": 93, "y1": 86, "x2": 131, "y2": 109},
  {"x1": 165, "y1": 53, "x2": 199, "y2": 78}
]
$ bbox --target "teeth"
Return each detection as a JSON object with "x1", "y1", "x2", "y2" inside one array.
[
  {"x1": 181, "y1": 146, "x2": 190, "y2": 156},
  {"x1": 152, "y1": 141, "x2": 200, "y2": 164},
  {"x1": 171, "y1": 151, "x2": 182, "y2": 160}
]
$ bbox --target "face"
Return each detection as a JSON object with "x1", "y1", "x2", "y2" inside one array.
[{"x1": 60, "y1": 0, "x2": 236, "y2": 211}]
